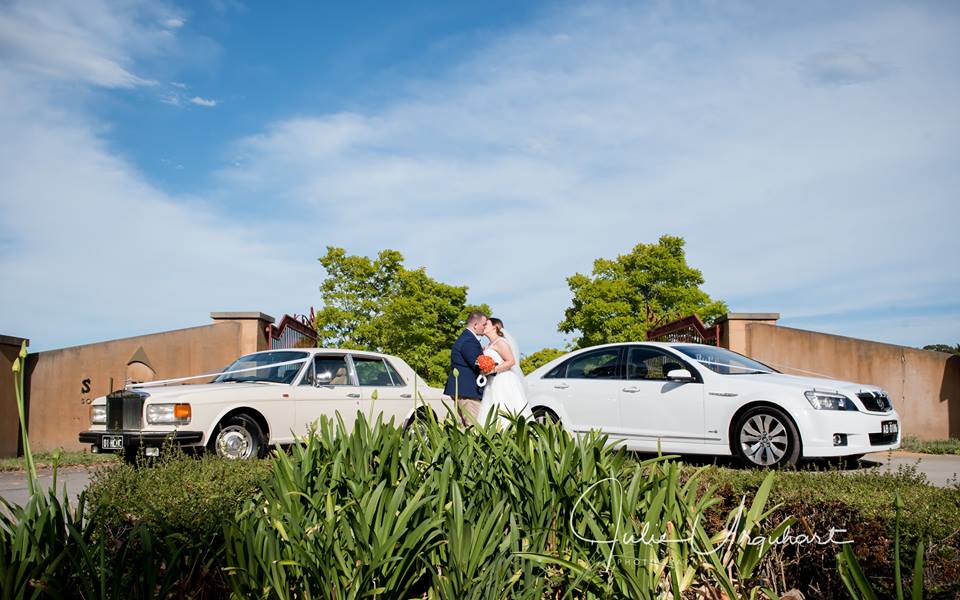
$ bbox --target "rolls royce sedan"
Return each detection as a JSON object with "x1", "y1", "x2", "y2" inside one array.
[
  {"x1": 524, "y1": 342, "x2": 901, "y2": 467},
  {"x1": 80, "y1": 348, "x2": 450, "y2": 461}
]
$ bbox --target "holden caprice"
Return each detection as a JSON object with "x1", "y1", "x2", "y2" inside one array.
[
  {"x1": 524, "y1": 342, "x2": 901, "y2": 467},
  {"x1": 79, "y1": 349, "x2": 450, "y2": 461}
]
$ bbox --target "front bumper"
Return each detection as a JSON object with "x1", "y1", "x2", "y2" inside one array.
[
  {"x1": 795, "y1": 408, "x2": 901, "y2": 457},
  {"x1": 79, "y1": 430, "x2": 204, "y2": 452}
]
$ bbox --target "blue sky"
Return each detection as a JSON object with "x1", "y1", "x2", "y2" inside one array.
[{"x1": 1, "y1": 0, "x2": 958, "y2": 355}]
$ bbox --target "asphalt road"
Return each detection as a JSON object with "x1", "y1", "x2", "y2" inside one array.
[
  {"x1": 1, "y1": 451, "x2": 957, "y2": 510},
  {"x1": 0, "y1": 466, "x2": 100, "y2": 509}
]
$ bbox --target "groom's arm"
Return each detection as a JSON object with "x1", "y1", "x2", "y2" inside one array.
[{"x1": 462, "y1": 336, "x2": 483, "y2": 373}]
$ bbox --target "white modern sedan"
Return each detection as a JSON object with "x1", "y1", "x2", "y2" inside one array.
[
  {"x1": 524, "y1": 342, "x2": 901, "y2": 467},
  {"x1": 80, "y1": 348, "x2": 450, "y2": 461}
]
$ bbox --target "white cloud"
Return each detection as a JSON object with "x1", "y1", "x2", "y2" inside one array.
[
  {"x1": 0, "y1": 1, "x2": 318, "y2": 349},
  {"x1": 1, "y1": 0, "x2": 958, "y2": 355},
  {"x1": 0, "y1": 0, "x2": 175, "y2": 88},
  {"x1": 217, "y1": 2, "x2": 960, "y2": 350},
  {"x1": 189, "y1": 95, "x2": 217, "y2": 107},
  {"x1": 164, "y1": 17, "x2": 185, "y2": 29}
]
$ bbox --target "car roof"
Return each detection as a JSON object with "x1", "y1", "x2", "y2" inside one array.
[
  {"x1": 571, "y1": 341, "x2": 711, "y2": 351},
  {"x1": 243, "y1": 347, "x2": 396, "y2": 360}
]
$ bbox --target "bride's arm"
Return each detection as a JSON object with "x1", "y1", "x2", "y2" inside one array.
[{"x1": 493, "y1": 339, "x2": 516, "y2": 373}]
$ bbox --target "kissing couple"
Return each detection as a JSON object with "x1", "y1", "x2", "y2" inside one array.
[{"x1": 443, "y1": 311, "x2": 532, "y2": 427}]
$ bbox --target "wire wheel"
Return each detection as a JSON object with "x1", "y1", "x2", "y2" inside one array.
[
  {"x1": 213, "y1": 415, "x2": 262, "y2": 460},
  {"x1": 735, "y1": 407, "x2": 799, "y2": 467}
]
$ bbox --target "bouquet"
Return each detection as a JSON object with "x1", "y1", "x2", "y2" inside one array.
[
  {"x1": 476, "y1": 355, "x2": 496, "y2": 374},
  {"x1": 476, "y1": 354, "x2": 496, "y2": 387}
]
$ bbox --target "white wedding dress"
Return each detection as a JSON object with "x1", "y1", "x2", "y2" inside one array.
[{"x1": 478, "y1": 336, "x2": 531, "y2": 427}]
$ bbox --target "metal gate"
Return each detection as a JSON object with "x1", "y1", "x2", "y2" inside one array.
[
  {"x1": 645, "y1": 314, "x2": 719, "y2": 345},
  {"x1": 267, "y1": 311, "x2": 318, "y2": 349}
]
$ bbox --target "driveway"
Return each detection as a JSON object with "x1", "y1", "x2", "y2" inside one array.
[
  {"x1": 0, "y1": 466, "x2": 102, "y2": 510},
  {"x1": 859, "y1": 450, "x2": 960, "y2": 488}
]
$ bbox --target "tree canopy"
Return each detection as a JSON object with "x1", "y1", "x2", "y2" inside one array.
[
  {"x1": 558, "y1": 235, "x2": 727, "y2": 348},
  {"x1": 922, "y1": 343, "x2": 960, "y2": 355},
  {"x1": 520, "y1": 347, "x2": 567, "y2": 375},
  {"x1": 314, "y1": 247, "x2": 489, "y2": 386}
]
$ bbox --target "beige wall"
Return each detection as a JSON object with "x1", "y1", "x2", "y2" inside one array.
[
  {"x1": 732, "y1": 323, "x2": 959, "y2": 440},
  {"x1": 26, "y1": 313, "x2": 274, "y2": 453},
  {"x1": 0, "y1": 336, "x2": 28, "y2": 458}
]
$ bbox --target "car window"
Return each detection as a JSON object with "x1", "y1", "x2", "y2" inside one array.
[
  {"x1": 353, "y1": 357, "x2": 397, "y2": 386},
  {"x1": 673, "y1": 345, "x2": 776, "y2": 375},
  {"x1": 627, "y1": 347, "x2": 685, "y2": 381},
  {"x1": 303, "y1": 355, "x2": 351, "y2": 386},
  {"x1": 544, "y1": 363, "x2": 566, "y2": 379},
  {"x1": 565, "y1": 348, "x2": 622, "y2": 379},
  {"x1": 216, "y1": 351, "x2": 310, "y2": 384},
  {"x1": 383, "y1": 360, "x2": 406, "y2": 385}
]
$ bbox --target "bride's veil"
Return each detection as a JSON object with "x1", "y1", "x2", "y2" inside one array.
[{"x1": 501, "y1": 329, "x2": 527, "y2": 392}]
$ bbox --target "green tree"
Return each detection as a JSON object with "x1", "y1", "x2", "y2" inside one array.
[
  {"x1": 922, "y1": 344, "x2": 960, "y2": 355},
  {"x1": 558, "y1": 235, "x2": 727, "y2": 348},
  {"x1": 315, "y1": 247, "x2": 490, "y2": 386},
  {"x1": 520, "y1": 348, "x2": 567, "y2": 375}
]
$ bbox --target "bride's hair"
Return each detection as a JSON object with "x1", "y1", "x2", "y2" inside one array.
[{"x1": 488, "y1": 318, "x2": 504, "y2": 338}]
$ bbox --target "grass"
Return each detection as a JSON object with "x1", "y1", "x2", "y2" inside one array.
[
  {"x1": 0, "y1": 449, "x2": 118, "y2": 472},
  {"x1": 900, "y1": 436, "x2": 960, "y2": 455}
]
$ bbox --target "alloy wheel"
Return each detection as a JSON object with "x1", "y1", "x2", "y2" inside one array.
[{"x1": 739, "y1": 413, "x2": 789, "y2": 466}]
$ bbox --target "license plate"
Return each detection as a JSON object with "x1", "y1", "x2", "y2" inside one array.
[
  {"x1": 101, "y1": 435, "x2": 123, "y2": 450},
  {"x1": 882, "y1": 421, "x2": 899, "y2": 435}
]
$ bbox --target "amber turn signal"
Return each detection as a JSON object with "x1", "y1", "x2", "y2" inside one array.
[{"x1": 174, "y1": 403, "x2": 191, "y2": 420}]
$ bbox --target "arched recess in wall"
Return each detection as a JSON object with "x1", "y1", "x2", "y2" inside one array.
[
  {"x1": 126, "y1": 346, "x2": 156, "y2": 385},
  {"x1": 126, "y1": 361, "x2": 156, "y2": 385}
]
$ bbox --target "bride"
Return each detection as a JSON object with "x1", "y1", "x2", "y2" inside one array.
[{"x1": 478, "y1": 318, "x2": 531, "y2": 426}]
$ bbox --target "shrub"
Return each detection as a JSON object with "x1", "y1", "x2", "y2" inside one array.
[
  {"x1": 692, "y1": 463, "x2": 960, "y2": 598},
  {"x1": 82, "y1": 447, "x2": 272, "y2": 597}
]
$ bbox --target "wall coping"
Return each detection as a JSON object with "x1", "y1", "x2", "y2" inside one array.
[
  {"x1": 715, "y1": 312, "x2": 780, "y2": 323},
  {"x1": 210, "y1": 311, "x2": 275, "y2": 323},
  {"x1": 0, "y1": 334, "x2": 29, "y2": 347}
]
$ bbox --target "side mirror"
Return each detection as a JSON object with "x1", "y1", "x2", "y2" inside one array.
[{"x1": 667, "y1": 368, "x2": 694, "y2": 382}]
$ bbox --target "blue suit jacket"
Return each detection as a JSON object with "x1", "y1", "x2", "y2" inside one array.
[{"x1": 444, "y1": 329, "x2": 484, "y2": 399}]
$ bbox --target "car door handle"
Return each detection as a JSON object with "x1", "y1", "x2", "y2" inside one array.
[
  {"x1": 622, "y1": 387, "x2": 640, "y2": 393},
  {"x1": 400, "y1": 394, "x2": 412, "y2": 398},
  {"x1": 347, "y1": 393, "x2": 360, "y2": 398},
  {"x1": 554, "y1": 383, "x2": 569, "y2": 389}
]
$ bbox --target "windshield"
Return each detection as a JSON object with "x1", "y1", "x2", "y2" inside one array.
[
  {"x1": 673, "y1": 345, "x2": 777, "y2": 375},
  {"x1": 214, "y1": 351, "x2": 310, "y2": 384}
]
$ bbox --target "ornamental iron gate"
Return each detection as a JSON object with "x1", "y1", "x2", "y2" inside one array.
[
  {"x1": 267, "y1": 310, "x2": 318, "y2": 349},
  {"x1": 645, "y1": 314, "x2": 719, "y2": 345}
]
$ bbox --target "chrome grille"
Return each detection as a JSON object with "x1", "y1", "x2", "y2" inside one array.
[
  {"x1": 106, "y1": 391, "x2": 146, "y2": 430},
  {"x1": 857, "y1": 391, "x2": 892, "y2": 413}
]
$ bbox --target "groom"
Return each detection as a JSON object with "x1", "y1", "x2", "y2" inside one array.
[{"x1": 444, "y1": 310, "x2": 487, "y2": 425}]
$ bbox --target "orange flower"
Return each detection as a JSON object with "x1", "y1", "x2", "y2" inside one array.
[{"x1": 476, "y1": 355, "x2": 496, "y2": 374}]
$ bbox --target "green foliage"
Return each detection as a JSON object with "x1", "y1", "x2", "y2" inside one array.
[
  {"x1": 223, "y1": 413, "x2": 789, "y2": 599},
  {"x1": 695, "y1": 462, "x2": 959, "y2": 597},
  {"x1": 315, "y1": 247, "x2": 490, "y2": 386},
  {"x1": 558, "y1": 235, "x2": 727, "y2": 348},
  {"x1": 0, "y1": 450, "x2": 118, "y2": 472},
  {"x1": 837, "y1": 493, "x2": 926, "y2": 600},
  {"x1": 921, "y1": 343, "x2": 960, "y2": 355},
  {"x1": 520, "y1": 347, "x2": 567, "y2": 374},
  {"x1": 900, "y1": 436, "x2": 960, "y2": 455}
]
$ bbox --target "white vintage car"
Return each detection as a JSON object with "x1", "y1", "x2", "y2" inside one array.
[
  {"x1": 525, "y1": 342, "x2": 901, "y2": 467},
  {"x1": 79, "y1": 348, "x2": 451, "y2": 460}
]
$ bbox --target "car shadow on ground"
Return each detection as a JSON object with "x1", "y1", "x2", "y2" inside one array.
[{"x1": 623, "y1": 451, "x2": 882, "y2": 472}]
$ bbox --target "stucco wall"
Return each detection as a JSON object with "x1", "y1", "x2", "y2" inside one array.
[
  {"x1": 0, "y1": 336, "x2": 28, "y2": 458},
  {"x1": 739, "y1": 323, "x2": 959, "y2": 440},
  {"x1": 26, "y1": 315, "x2": 272, "y2": 453}
]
